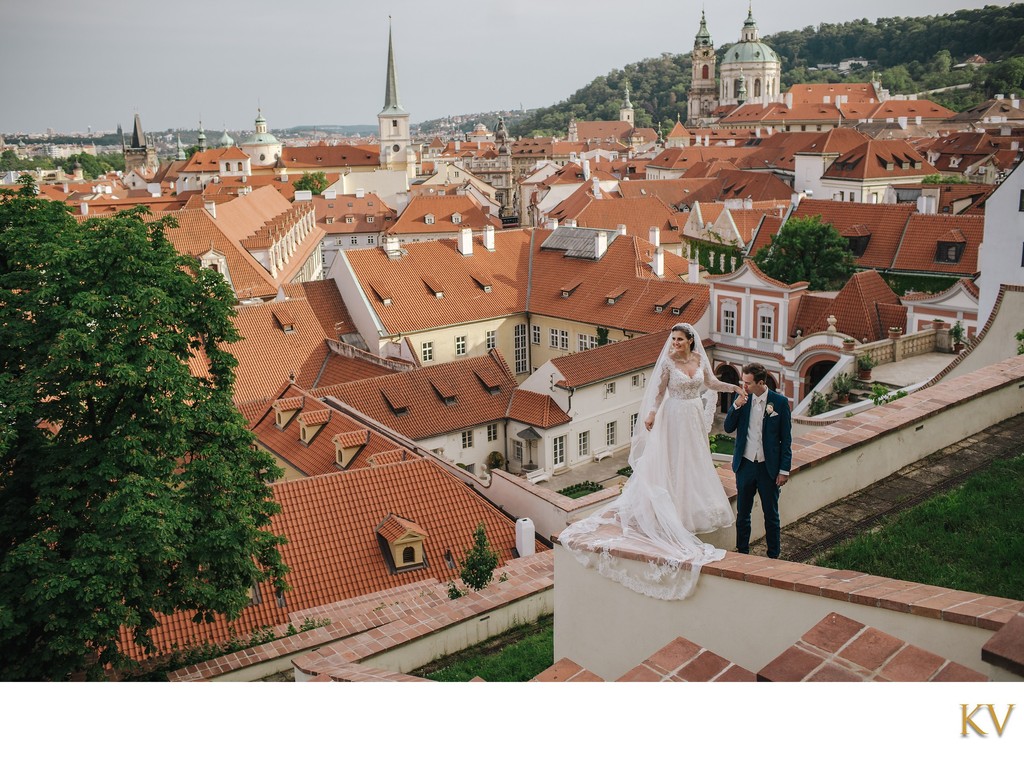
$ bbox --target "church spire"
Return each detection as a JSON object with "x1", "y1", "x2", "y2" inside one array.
[
  {"x1": 695, "y1": 8, "x2": 713, "y2": 47},
  {"x1": 380, "y1": 18, "x2": 408, "y2": 116},
  {"x1": 131, "y1": 113, "x2": 146, "y2": 149}
]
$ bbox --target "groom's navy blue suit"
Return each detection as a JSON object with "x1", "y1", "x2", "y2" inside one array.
[{"x1": 724, "y1": 389, "x2": 792, "y2": 559}]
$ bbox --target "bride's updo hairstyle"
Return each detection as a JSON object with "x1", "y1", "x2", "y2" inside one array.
[{"x1": 672, "y1": 323, "x2": 695, "y2": 350}]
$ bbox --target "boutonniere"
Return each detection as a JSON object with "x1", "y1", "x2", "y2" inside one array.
[{"x1": 765, "y1": 403, "x2": 777, "y2": 418}]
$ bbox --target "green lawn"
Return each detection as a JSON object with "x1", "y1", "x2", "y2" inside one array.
[
  {"x1": 814, "y1": 455, "x2": 1024, "y2": 600},
  {"x1": 411, "y1": 615, "x2": 554, "y2": 682}
]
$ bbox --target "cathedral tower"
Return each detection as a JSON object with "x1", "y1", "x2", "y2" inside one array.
[{"x1": 687, "y1": 10, "x2": 718, "y2": 125}]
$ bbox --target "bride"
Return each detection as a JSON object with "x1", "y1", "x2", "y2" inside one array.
[{"x1": 558, "y1": 323, "x2": 745, "y2": 600}]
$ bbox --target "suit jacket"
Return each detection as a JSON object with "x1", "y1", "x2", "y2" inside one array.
[{"x1": 723, "y1": 389, "x2": 793, "y2": 478}]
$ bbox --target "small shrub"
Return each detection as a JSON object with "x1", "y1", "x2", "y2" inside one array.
[
  {"x1": 809, "y1": 391, "x2": 830, "y2": 416},
  {"x1": 616, "y1": 466, "x2": 633, "y2": 478},
  {"x1": 870, "y1": 384, "x2": 908, "y2": 406},
  {"x1": 556, "y1": 480, "x2": 603, "y2": 498},
  {"x1": 831, "y1": 372, "x2": 853, "y2": 396},
  {"x1": 447, "y1": 581, "x2": 465, "y2": 600},
  {"x1": 857, "y1": 354, "x2": 875, "y2": 371},
  {"x1": 460, "y1": 522, "x2": 499, "y2": 591}
]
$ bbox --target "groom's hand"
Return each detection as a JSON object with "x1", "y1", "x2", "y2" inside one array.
[
  {"x1": 733, "y1": 391, "x2": 748, "y2": 409},
  {"x1": 776, "y1": 474, "x2": 789, "y2": 487}
]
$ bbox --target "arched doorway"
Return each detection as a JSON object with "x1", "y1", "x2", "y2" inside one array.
[
  {"x1": 804, "y1": 359, "x2": 837, "y2": 399},
  {"x1": 715, "y1": 364, "x2": 740, "y2": 412}
]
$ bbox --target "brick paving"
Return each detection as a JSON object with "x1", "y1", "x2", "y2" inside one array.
[{"x1": 749, "y1": 413, "x2": 1024, "y2": 561}]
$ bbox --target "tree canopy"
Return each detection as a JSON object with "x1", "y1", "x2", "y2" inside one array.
[
  {"x1": 293, "y1": 171, "x2": 330, "y2": 195},
  {"x1": 0, "y1": 181, "x2": 288, "y2": 680},
  {"x1": 753, "y1": 214, "x2": 857, "y2": 291}
]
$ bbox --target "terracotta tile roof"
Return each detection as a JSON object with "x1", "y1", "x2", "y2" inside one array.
[
  {"x1": 791, "y1": 199, "x2": 915, "y2": 270},
  {"x1": 868, "y1": 99, "x2": 956, "y2": 121},
  {"x1": 506, "y1": 389, "x2": 571, "y2": 428},
  {"x1": 707, "y1": 169, "x2": 794, "y2": 203},
  {"x1": 342, "y1": 230, "x2": 531, "y2": 335},
  {"x1": 317, "y1": 350, "x2": 518, "y2": 440},
  {"x1": 119, "y1": 456, "x2": 531, "y2": 660},
  {"x1": 180, "y1": 147, "x2": 249, "y2": 173},
  {"x1": 618, "y1": 178, "x2": 720, "y2": 209},
  {"x1": 747, "y1": 214, "x2": 784, "y2": 255},
  {"x1": 529, "y1": 233, "x2": 710, "y2": 333},
  {"x1": 890, "y1": 213, "x2": 983, "y2": 275},
  {"x1": 822, "y1": 140, "x2": 937, "y2": 181},
  {"x1": 550, "y1": 330, "x2": 668, "y2": 388},
  {"x1": 667, "y1": 120, "x2": 691, "y2": 139},
  {"x1": 569, "y1": 197, "x2": 686, "y2": 245},
  {"x1": 228, "y1": 298, "x2": 332, "y2": 405},
  {"x1": 376, "y1": 514, "x2": 427, "y2": 542},
  {"x1": 251, "y1": 385, "x2": 398, "y2": 476},
  {"x1": 162, "y1": 207, "x2": 278, "y2": 299},
  {"x1": 388, "y1": 195, "x2": 502, "y2": 235},
  {"x1": 793, "y1": 269, "x2": 902, "y2": 342},
  {"x1": 311, "y1": 192, "x2": 395, "y2": 235},
  {"x1": 312, "y1": 347, "x2": 400, "y2": 388},
  {"x1": 281, "y1": 279, "x2": 356, "y2": 338},
  {"x1": 787, "y1": 83, "x2": 884, "y2": 104},
  {"x1": 648, "y1": 146, "x2": 758, "y2": 172},
  {"x1": 280, "y1": 144, "x2": 379, "y2": 168}
]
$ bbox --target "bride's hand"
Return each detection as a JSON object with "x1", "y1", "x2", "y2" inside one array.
[{"x1": 644, "y1": 411, "x2": 655, "y2": 430}]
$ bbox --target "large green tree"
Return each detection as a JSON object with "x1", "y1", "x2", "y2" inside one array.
[
  {"x1": 0, "y1": 181, "x2": 288, "y2": 680},
  {"x1": 753, "y1": 214, "x2": 856, "y2": 291},
  {"x1": 293, "y1": 171, "x2": 329, "y2": 195}
]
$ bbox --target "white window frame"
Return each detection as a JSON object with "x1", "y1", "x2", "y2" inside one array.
[
  {"x1": 485, "y1": 330, "x2": 496, "y2": 350},
  {"x1": 487, "y1": 423, "x2": 498, "y2": 442},
  {"x1": 455, "y1": 335, "x2": 467, "y2": 356},
  {"x1": 559, "y1": 330, "x2": 569, "y2": 351},
  {"x1": 513, "y1": 439, "x2": 524, "y2": 461},
  {"x1": 630, "y1": 413, "x2": 638, "y2": 436},
  {"x1": 578, "y1": 430, "x2": 590, "y2": 457},
  {"x1": 421, "y1": 341, "x2": 433, "y2": 362},
  {"x1": 606, "y1": 421, "x2": 617, "y2": 448},
  {"x1": 461, "y1": 430, "x2": 474, "y2": 449},
  {"x1": 758, "y1": 311, "x2": 774, "y2": 341},
  {"x1": 549, "y1": 328, "x2": 559, "y2": 349},
  {"x1": 532, "y1": 324, "x2": 541, "y2": 345},
  {"x1": 514, "y1": 324, "x2": 528, "y2": 374},
  {"x1": 553, "y1": 435, "x2": 566, "y2": 466}
]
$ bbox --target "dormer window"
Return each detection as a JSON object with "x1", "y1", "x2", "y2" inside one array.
[
  {"x1": 606, "y1": 288, "x2": 626, "y2": 305},
  {"x1": 936, "y1": 241, "x2": 965, "y2": 263},
  {"x1": 375, "y1": 514, "x2": 428, "y2": 573},
  {"x1": 333, "y1": 429, "x2": 369, "y2": 469},
  {"x1": 560, "y1": 279, "x2": 583, "y2": 298},
  {"x1": 425, "y1": 214, "x2": 435, "y2": 225},
  {"x1": 366, "y1": 215, "x2": 375, "y2": 223},
  {"x1": 273, "y1": 397, "x2": 303, "y2": 429},
  {"x1": 345, "y1": 215, "x2": 354, "y2": 224},
  {"x1": 452, "y1": 212, "x2": 462, "y2": 224},
  {"x1": 298, "y1": 409, "x2": 330, "y2": 445},
  {"x1": 846, "y1": 235, "x2": 870, "y2": 257}
]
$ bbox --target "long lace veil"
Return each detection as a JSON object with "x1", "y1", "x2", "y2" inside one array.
[{"x1": 558, "y1": 323, "x2": 727, "y2": 601}]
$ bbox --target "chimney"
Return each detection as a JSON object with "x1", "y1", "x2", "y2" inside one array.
[
  {"x1": 582, "y1": 158, "x2": 591, "y2": 180},
  {"x1": 294, "y1": 190, "x2": 312, "y2": 202},
  {"x1": 62, "y1": 182, "x2": 69, "y2": 193},
  {"x1": 324, "y1": 189, "x2": 336, "y2": 200},
  {"x1": 915, "y1": 116, "x2": 922, "y2": 125},
  {"x1": 204, "y1": 200, "x2": 216, "y2": 219},
  {"x1": 355, "y1": 188, "x2": 365, "y2": 199},
  {"x1": 458, "y1": 226, "x2": 473, "y2": 256},
  {"x1": 688, "y1": 256, "x2": 700, "y2": 283},
  {"x1": 548, "y1": 219, "x2": 559, "y2": 230},
  {"x1": 515, "y1": 518, "x2": 536, "y2": 558},
  {"x1": 594, "y1": 230, "x2": 608, "y2": 259},
  {"x1": 384, "y1": 236, "x2": 401, "y2": 259},
  {"x1": 785, "y1": 92, "x2": 793, "y2": 108},
  {"x1": 79, "y1": 202, "x2": 88, "y2": 216},
  {"x1": 1013, "y1": 98, "x2": 1021, "y2": 109},
  {"x1": 617, "y1": 224, "x2": 627, "y2": 235},
  {"x1": 565, "y1": 219, "x2": 577, "y2": 227},
  {"x1": 483, "y1": 224, "x2": 495, "y2": 251},
  {"x1": 649, "y1": 226, "x2": 660, "y2": 246},
  {"x1": 897, "y1": 116, "x2": 908, "y2": 129},
  {"x1": 653, "y1": 246, "x2": 664, "y2": 277},
  {"x1": 755, "y1": 127, "x2": 761, "y2": 138},
  {"x1": 592, "y1": 176, "x2": 601, "y2": 199}
]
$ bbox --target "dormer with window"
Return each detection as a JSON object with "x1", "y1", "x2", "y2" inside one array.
[
  {"x1": 422, "y1": 276, "x2": 443, "y2": 298},
  {"x1": 298, "y1": 409, "x2": 331, "y2": 445},
  {"x1": 272, "y1": 306, "x2": 296, "y2": 334},
  {"x1": 936, "y1": 240, "x2": 966, "y2": 263},
  {"x1": 843, "y1": 225, "x2": 872, "y2": 258},
  {"x1": 425, "y1": 213, "x2": 435, "y2": 225},
  {"x1": 333, "y1": 429, "x2": 369, "y2": 469},
  {"x1": 430, "y1": 377, "x2": 457, "y2": 406},
  {"x1": 381, "y1": 387, "x2": 409, "y2": 416},
  {"x1": 606, "y1": 287, "x2": 626, "y2": 305},
  {"x1": 560, "y1": 279, "x2": 583, "y2": 298},
  {"x1": 375, "y1": 514, "x2": 428, "y2": 573},
  {"x1": 451, "y1": 212, "x2": 462, "y2": 224},
  {"x1": 199, "y1": 247, "x2": 233, "y2": 289},
  {"x1": 273, "y1": 396, "x2": 304, "y2": 429}
]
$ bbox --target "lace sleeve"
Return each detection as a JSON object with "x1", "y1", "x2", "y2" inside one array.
[
  {"x1": 702, "y1": 356, "x2": 736, "y2": 393},
  {"x1": 650, "y1": 361, "x2": 670, "y2": 410}
]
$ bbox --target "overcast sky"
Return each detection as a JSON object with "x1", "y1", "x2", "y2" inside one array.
[{"x1": 1, "y1": 0, "x2": 1015, "y2": 135}]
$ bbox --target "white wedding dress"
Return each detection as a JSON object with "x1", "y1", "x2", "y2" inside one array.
[{"x1": 559, "y1": 346, "x2": 735, "y2": 600}]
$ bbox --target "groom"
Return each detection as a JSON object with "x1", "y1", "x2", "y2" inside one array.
[{"x1": 724, "y1": 362, "x2": 792, "y2": 559}]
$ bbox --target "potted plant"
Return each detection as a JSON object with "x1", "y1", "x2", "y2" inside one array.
[
  {"x1": 856, "y1": 354, "x2": 875, "y2": 380},
  {"x1": 485, "y1": 450, "x2": 505, "y2": 471},
  {"x1": 949, "y1": 320, "x2": 966, "y2": 352},
  {"x1": 832, "y1": 372, "x2": 853, "y2": 404},
  {"x1": 842, "y1": 337, "x2": 856, "y2": 351}
]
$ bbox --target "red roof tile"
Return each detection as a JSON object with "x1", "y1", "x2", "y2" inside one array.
[{"x1": 891, "y1": 214, "x2": 983, "y2": 276}]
